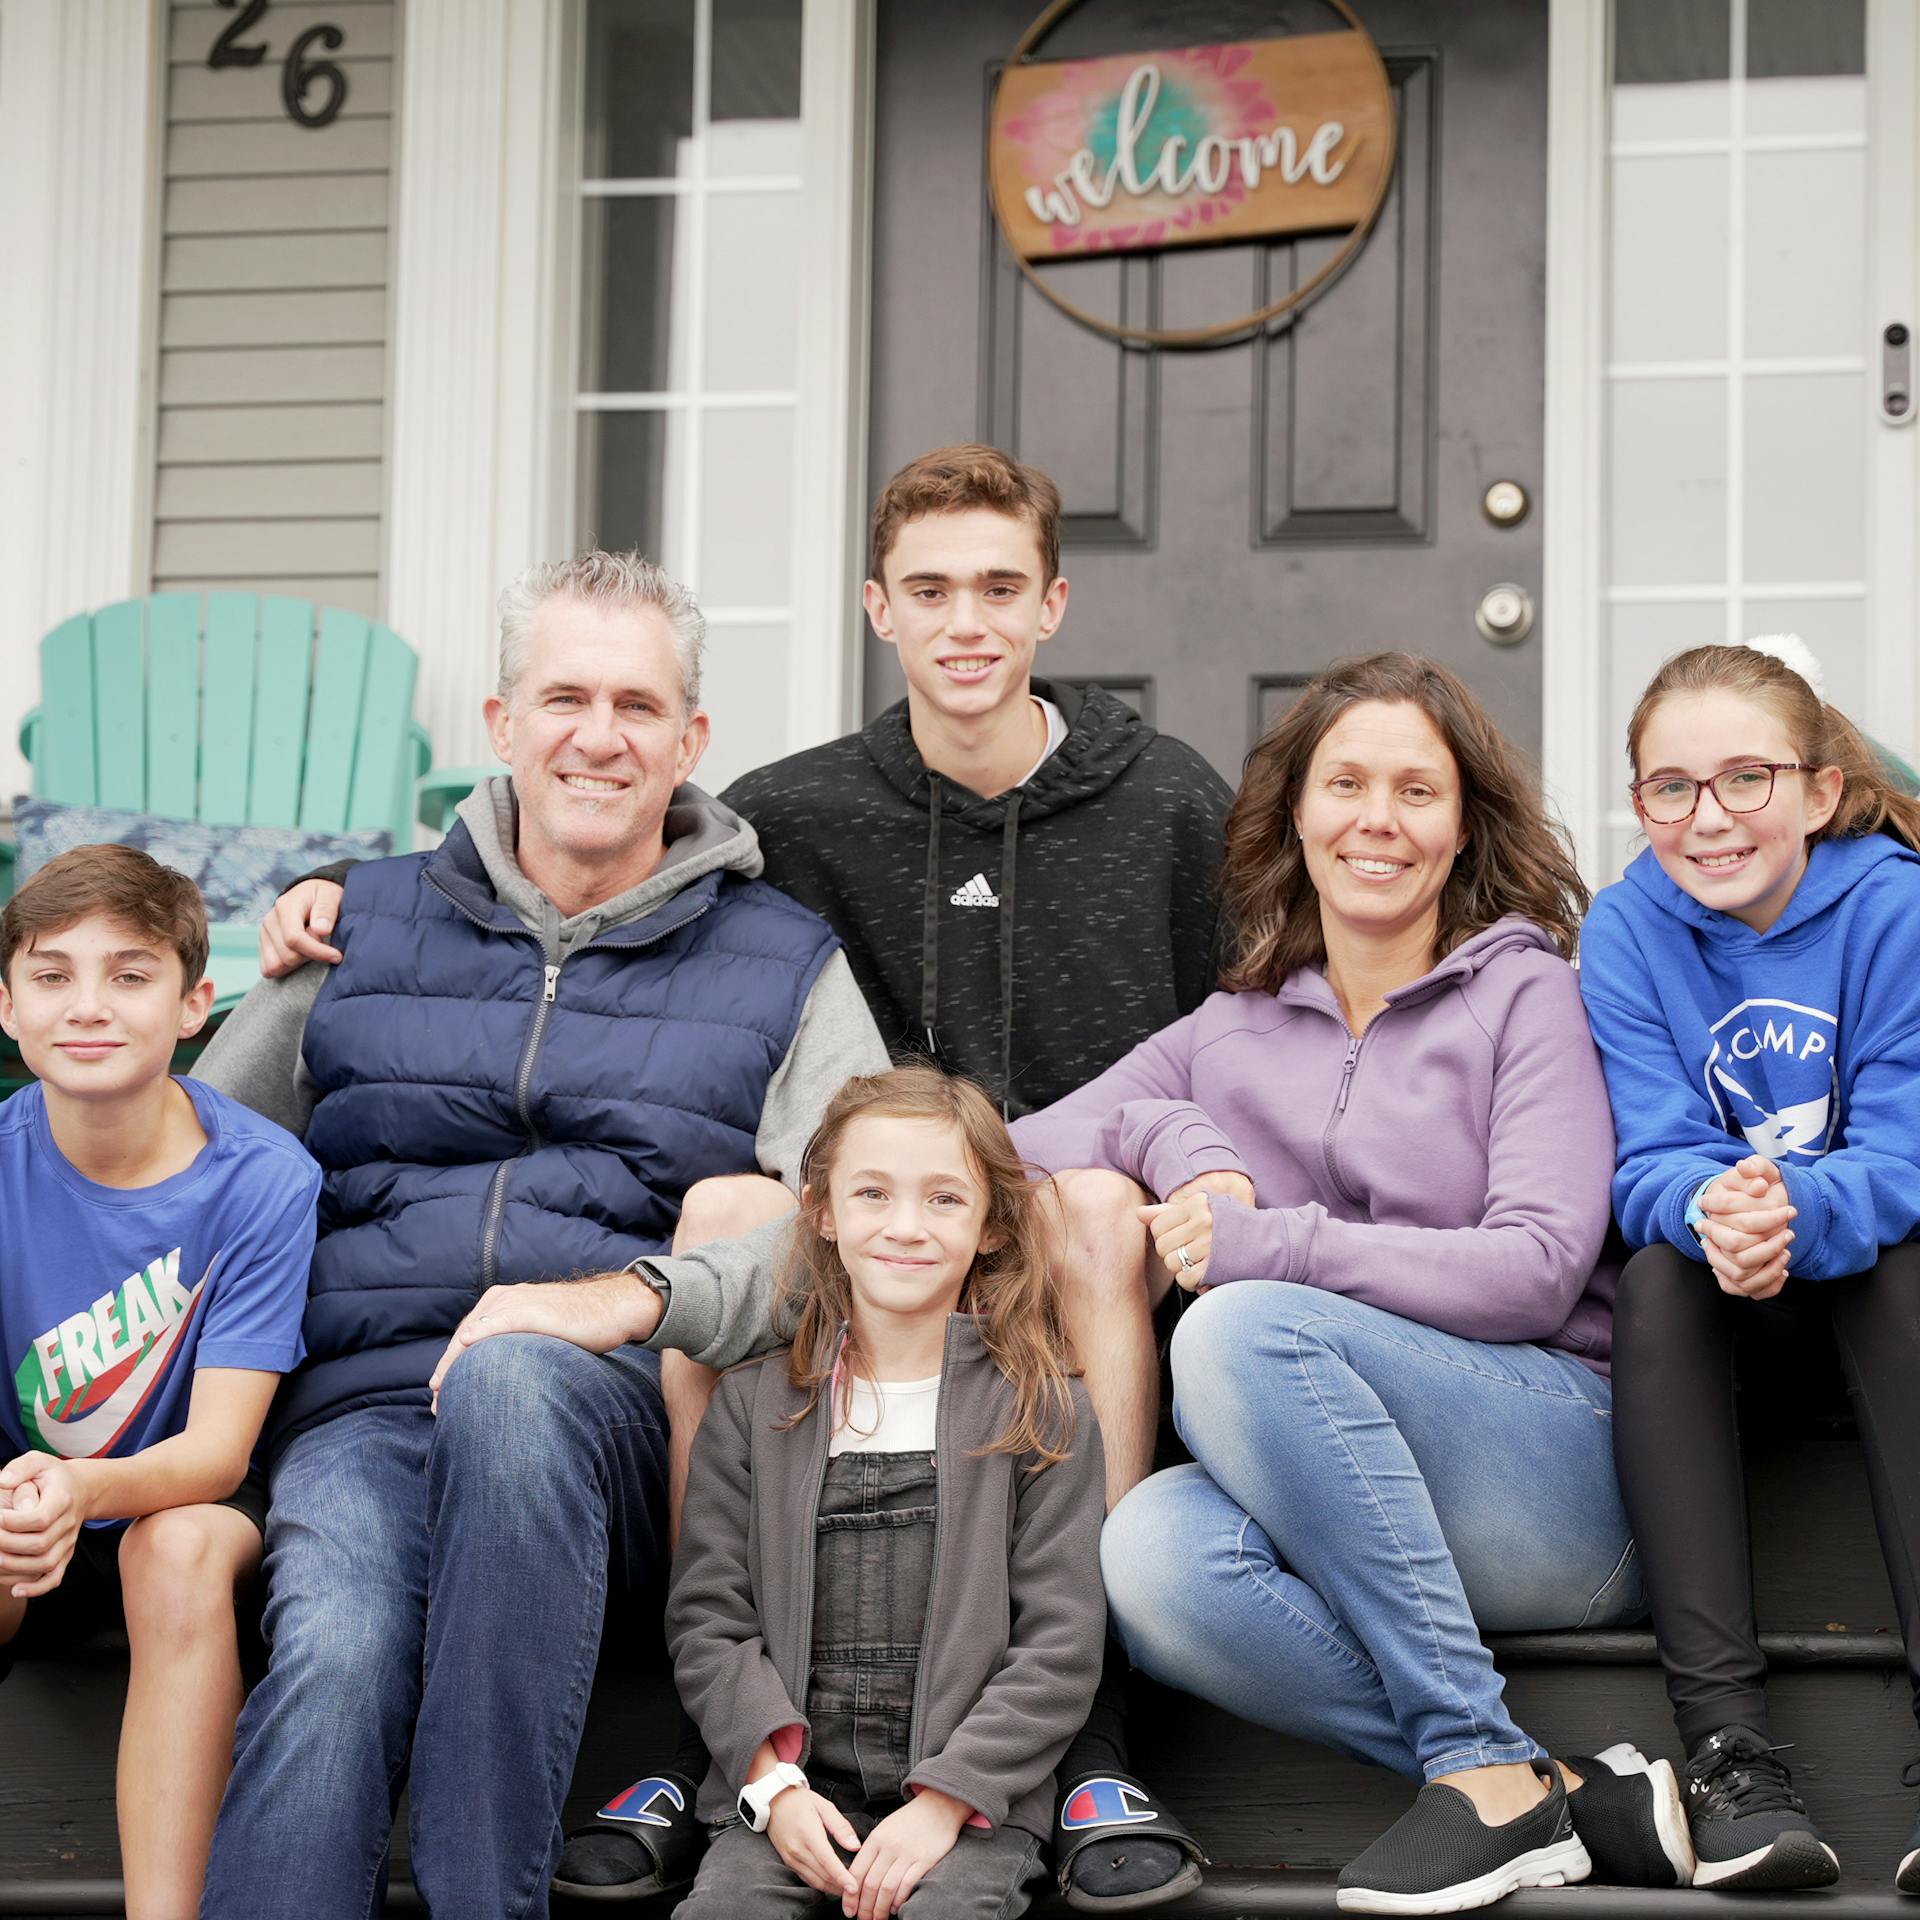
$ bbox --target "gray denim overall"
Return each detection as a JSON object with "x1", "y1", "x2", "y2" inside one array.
[{"x1": 806, "y1": 1449, "x2": 938, "y2": 1808}]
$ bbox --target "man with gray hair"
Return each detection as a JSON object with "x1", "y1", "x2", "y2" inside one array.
[{"x1": 192, "y1": 552, "x2": 888, "y2": 1917}]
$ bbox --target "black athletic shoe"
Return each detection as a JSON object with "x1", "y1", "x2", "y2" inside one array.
[
  {"x1": 1684, "y1": 1725, "x2": 1839, "y2": 1890},
  {"x1": 1563, "y1": 1744, "x2": 1695, "y2": 1887},
  {"x1": 1336, "y1": 1763, "x2": 1590, "y2": 1915},
  {"x1": 1897, "y1": 1760, "x2": 1920, "y2": 1895}
]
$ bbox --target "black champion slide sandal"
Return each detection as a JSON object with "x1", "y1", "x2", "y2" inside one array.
[{"x1": 1055, "y1": 1769, "x2": 1208, "y2": 1912}]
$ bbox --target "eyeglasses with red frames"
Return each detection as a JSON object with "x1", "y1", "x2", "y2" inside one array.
[{"x1": 1628, "y1": 762, "x2": 1819, "y2": 824}]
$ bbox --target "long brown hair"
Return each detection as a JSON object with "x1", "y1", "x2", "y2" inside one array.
[
  {"x1": 1219, "y1": 653, "x2": 1589, "y2": 993},
  {"x1": 778, "y1": 1065, "x2": 1076, "y2": 1469},
  {"x1": 1627, "y1": 644, "x2": 1920, "y2": 852}
]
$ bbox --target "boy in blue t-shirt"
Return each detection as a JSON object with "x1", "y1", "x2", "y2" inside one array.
[{"x1": 0, "y1": 843, "x2": 318, "y2": 1918}]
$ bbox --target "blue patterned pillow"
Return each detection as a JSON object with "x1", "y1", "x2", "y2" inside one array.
[{"x1": 10, "y1": 797, "x2": 391, "y2": 923}]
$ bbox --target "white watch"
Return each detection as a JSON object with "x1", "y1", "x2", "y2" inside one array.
[{"x1": 738, "y1": 1761, "x2": 807, "y2": 1832}]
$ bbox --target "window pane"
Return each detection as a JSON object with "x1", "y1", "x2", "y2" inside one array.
[
  {"x1": 699, "y1": 408, "x2": 792, "y2": 605},
  {"x1": 1747, "y1": 0, "x2": 1864, "y2": 79},
  {"x1": 580, "y1": 197, "x2": 684, "y2": 393},
  {"x1": 1613, "y1": 0, "x2": 1729, "y2": 84},
  {"x1": 1609, "y1": 155, "x2": 1728, "y2": 361},
  {"x1": 704, "y1": 194, "x2": 801, "y2": 389},
  {"x1": 710, "y1": 0, "x2": 803, "y2": 177},
  {"x1": 1743, "y1": 374, "x2": 1865, "y2": 584},
  {"x1": 697, "y1": 623, "x2": 790, "y2": 786},
  {"x1": 583, "y1": 0, "x2": 696, "y2": 181},
  {"x1": 578, "y1": 409, "x2": 691, "y2": 575},
  {"x1": 1608, "y1": 378, "x2": 1727, "y2": 587},
  {"x1": 1744, "y1": 148, "x2": 1865, "y2": 359}
]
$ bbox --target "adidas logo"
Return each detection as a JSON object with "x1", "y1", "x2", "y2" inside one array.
[{"x1": 950, "y1": 873, "x2": 999, "y2": 908}]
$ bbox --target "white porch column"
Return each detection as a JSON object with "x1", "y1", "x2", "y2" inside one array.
[
  {"x1": 384, "y1": 0, "x2": 568, "y2": 772},
  {"x1": 0, "y1": 0, "x2": 161, "y2": 800}
]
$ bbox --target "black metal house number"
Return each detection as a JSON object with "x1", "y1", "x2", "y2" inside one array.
[{"x1": 208, "y1": 0, "x2": 350, "y2": 130}]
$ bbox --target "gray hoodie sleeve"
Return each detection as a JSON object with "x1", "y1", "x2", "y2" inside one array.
[
  {"x1": 644, "y1": 951, "x2": 887, "y2": 1368},
  {"x1": 193, "y1": 967, "x2": 328, "y2": 1139}
]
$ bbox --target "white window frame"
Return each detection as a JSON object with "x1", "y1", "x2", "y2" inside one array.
[{"x1": 385, "y1": 0, "x2": 869, "y2": 777}]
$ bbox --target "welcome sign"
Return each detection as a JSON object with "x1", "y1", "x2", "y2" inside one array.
[{"x1": 990, "y1": 30, "x2": 1395, "y2": 261}]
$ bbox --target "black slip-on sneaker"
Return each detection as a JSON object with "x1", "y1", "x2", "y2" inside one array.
[
  {"x1": 1684, "y1": 1726, "x2": 1839, "y2": 1891},
  {"x1": 1336, "y1": 1764, "x2": 1590, "y2": 1916},
  {"x1": 1563, "y1": 1744, "x2": 1695, "y2": 1887}
]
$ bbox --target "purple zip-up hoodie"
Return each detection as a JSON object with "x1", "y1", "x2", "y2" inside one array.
[{"x1": 1011, "y1": 916, "x2": 1620, "y2": 1373}]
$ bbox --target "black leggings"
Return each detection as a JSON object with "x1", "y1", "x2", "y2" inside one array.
[{"x1": 1611, "y1": 1240, "x2": 1920, "y2": 1751}]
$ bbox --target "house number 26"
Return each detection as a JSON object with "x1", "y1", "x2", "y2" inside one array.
[{"x1": 208, "y1": 0, "x2": 350, "y2": 130}]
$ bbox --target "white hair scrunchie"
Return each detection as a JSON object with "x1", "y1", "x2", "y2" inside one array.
[{"x1": 1742, "y1": 632, "x2": 1827, "y2": 701}]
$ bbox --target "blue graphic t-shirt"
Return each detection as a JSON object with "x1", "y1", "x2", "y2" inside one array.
[{"x1": 0, "y1": 1077, "x2": 319, "y2": 1476}]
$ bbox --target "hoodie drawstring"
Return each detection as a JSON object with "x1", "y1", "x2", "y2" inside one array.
[
  {"x1": 921, "y1": 773, "x2": 943, "y2": 1056},
  {"x1": 997, "y1": 793, "x2": 1022, "y2": 1117}
]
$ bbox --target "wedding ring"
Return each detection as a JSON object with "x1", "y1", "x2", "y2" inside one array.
[{"x1": 1176, "y1": 1245, "x2": 1194, "y2": 1271}]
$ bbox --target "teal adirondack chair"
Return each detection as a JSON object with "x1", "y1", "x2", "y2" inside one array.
[{"x1": 1, "y1": 593, "x2": 483, "y2": 1013}]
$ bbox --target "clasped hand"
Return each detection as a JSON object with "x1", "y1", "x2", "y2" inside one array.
[
  {"x1": 1697, "y1": 1154, "x2": 1796, "y2": 1300},
  {"x1": 1138, "y1": 1170, "x2": 1255, "y2": 1290},
  {"x1": 767, "y1": 1780, "x2": 970, "y2": 1918},
  {"x1": 0, "y1": 1454, "x2": 87, "y2": 1599}
]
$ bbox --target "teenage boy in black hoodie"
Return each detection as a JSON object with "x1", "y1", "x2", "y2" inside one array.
[{"x1": 256, "y1": 445, "x2": 1232, "y2": 1911}]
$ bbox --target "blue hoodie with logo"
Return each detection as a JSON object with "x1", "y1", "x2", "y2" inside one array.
[{"x1": 1580, "y1": 832, "x2": 1920, "y2": 1278}]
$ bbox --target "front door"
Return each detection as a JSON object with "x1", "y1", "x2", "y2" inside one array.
[{"x1": 867, "y1": 0, "x2": 1551, "y2": 780}]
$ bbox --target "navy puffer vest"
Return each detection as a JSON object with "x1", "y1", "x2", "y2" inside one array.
[{"x1": 277, "y1": 823, "x2": 837, "y2": 1445}]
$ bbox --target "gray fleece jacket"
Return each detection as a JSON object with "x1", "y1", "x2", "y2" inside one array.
[
  {"x1": 669, "y1": 1317, "x2": 1106, "y2": 1836},
  {"x1": 197, "y1": 778, "x2": 889, "y2": 1367}
]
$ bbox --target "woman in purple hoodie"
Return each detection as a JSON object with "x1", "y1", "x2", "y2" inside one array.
[{"x1": 1013, "y1": 654, "x2": 1688, "y2": 1915}]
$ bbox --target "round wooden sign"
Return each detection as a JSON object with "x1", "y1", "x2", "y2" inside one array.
[{"x1": 987, "y1": 0, "x2": 1399, "y2": 348}]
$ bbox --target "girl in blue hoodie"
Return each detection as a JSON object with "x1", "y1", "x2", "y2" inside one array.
[{"x1": 1580, "y1": 639, "x2": 1920, "y2": 1897}]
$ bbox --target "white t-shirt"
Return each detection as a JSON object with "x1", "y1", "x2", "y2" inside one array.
[
  {"x1": 1015, "y1": 697, "x2": 1068, "y2": 788},
  {"x1": 829, "y1": 1371, "x2": 941, "y2": 1456}
]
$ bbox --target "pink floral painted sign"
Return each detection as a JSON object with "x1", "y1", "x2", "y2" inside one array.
[{"x1": 990, "y1": 31, "x2": 1394, "y2": 260}]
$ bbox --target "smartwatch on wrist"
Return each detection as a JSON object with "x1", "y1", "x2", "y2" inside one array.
[{"x1": 738, "y1": 1761, "x2": 807, "y2": 1832}]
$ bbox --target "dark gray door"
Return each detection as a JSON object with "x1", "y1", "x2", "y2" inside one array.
[{"x1": 866, "y1": 0, "x2": 1549, "y2": 779}]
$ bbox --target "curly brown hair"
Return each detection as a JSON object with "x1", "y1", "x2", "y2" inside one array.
[
  {"x1": 778, "y1": 1065, "x2": 1076, "y2": 1469},
  {"x1": 1220, "y1": 653, "x2": 1589, "y2": 993},
  {"x1": 1626, "y1": 644, "x2": 1920, "y2": 852}
]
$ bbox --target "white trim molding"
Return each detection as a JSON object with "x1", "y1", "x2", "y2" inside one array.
[
  {"x1": 384, "y1": 0, "x2": 571, "y2": 773},
  {"x1": 0, "y1": 0, "x2": 163, "y2": 800},
  {"x1": 1540, "y1": 0, "x2": 1610, "y2": 884},
  {"x1": 787, "y1": 0, "x2": 875, "y2": 751}
]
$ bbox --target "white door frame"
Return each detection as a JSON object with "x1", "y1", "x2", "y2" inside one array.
[{"x1": 1541, "y1": 0, "x2": 1610, "y2": 884}]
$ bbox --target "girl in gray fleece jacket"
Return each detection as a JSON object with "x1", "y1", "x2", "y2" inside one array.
[{"x1": 667, "y1": 1066, "x2": 1105, "y2": 1920}]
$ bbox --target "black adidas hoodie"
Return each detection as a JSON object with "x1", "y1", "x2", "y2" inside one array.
[{"x1": 719, "y1": 679, "x2": 1233, "y2": 1119}]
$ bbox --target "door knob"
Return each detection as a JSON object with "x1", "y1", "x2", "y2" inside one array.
[{"x1": 1475, "y1": 583, "x2": 1534, "y2": 645}]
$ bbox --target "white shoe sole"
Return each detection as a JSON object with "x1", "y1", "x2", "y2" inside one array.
[
  {"x1": 1691, "y1": 1836, "x2": 1840, "y2": 1889},
  {"x1": 1897, "y1": 1845, "x2": 1919, "y2": 1894},
  {"x1": 1589, "y1": 1743, "x2": 1697, "y2": 1885},
  {"x1": 1336, "y1": 1835, "x2": 1593, "y2": 1915}
]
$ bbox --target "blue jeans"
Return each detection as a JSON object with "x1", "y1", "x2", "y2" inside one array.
[
  {"x1": 1104, "y1": 1284, "x2": 1640, "y2": 1782},
  {"x1": 201, "y1": 1334, "x2": 669, "y2": 1920}
]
